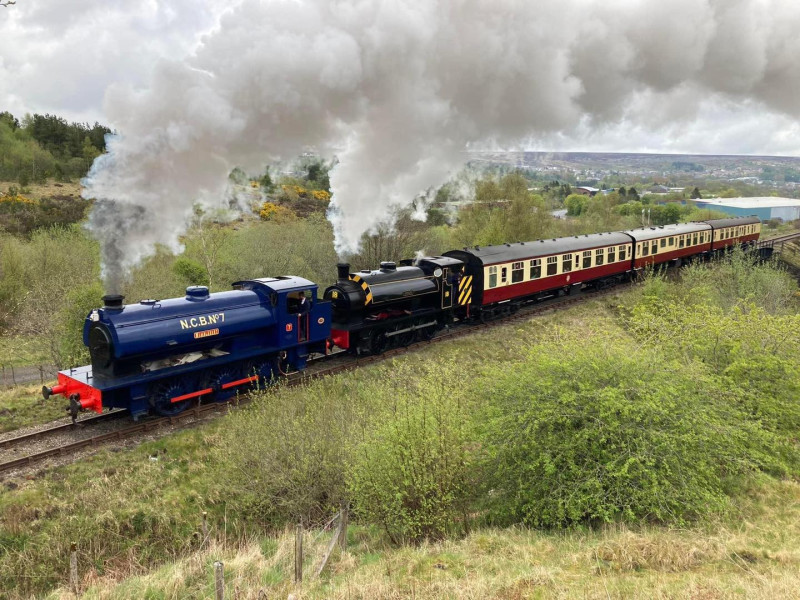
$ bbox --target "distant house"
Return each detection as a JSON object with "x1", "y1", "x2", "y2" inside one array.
[{"x1": 574, "y1": 186, "x2": 599, "y2": 197}]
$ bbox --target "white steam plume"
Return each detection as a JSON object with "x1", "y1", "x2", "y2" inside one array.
[{"x1": 83, "y1": 0, "x2": 800, "y2": 291}]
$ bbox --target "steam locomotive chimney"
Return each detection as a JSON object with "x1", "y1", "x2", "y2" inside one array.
[
  {"x1": 337, "y1": 263, "x2": 351, "y2": 281},
  {"x1": 102, "y1": 294, "x2": 124, "y2": 311}
]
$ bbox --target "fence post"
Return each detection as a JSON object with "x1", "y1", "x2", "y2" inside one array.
[
  {"x1": 39, "y1": 365, "x2": 44, "y2": 384},
  {"x1": 10, "y1": 364, "x2": 15, "y2": 386},
  {"x1": 338, "y1": 501, "x2": 348, "y2": 551},
  {"x1": 202, "y1": 510, "x2": 209, "y2": 544},
  {"x1": 294, "y1": 522, "x2": 303, "y2": 583},
  {"x1": 214, "y1": 561, "x2": 224, "y2": 600},
  {"x1": 69, "y1": 542, "x2": 78, "y2": 595}
]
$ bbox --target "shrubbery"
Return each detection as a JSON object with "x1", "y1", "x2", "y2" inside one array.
[
  {"x1": 479, "y1": 342, "x2": 780, "y2": 527},
  {"x1": 347, "y1": 362, "x2": 474, "y2": 543}
]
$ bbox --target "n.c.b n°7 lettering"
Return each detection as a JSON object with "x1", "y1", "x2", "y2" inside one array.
[{"x1": 179, "y1": 313, "x2": 225, "y2": 330}]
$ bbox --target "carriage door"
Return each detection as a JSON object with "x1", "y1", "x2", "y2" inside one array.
[{"x1": 441, "y1": 268, "x2": 453, "y2": 309}]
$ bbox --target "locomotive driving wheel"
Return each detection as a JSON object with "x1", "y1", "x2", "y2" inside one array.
[
  {"x1": 246, "y1": 359, "x2": 279, "y2": 390},
  {"x1": 416, "y1": 324, "x2": 436, "y2": 341},
  {"x1": 395, "y1": 326, "x2": 415, "y2": 347},
  {"x1": 148, "y1": 379, "x2": 192, "y2": 416},
  {"x1": 202, "y1": 367, "x2": 240, "y2": 403},
  {"x1": 370, "y1": 329, "x2": 389, "y2": 355}
]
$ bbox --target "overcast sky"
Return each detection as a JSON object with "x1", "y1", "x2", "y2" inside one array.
[{"x1": 2, "y1": 0, "x2": 800, "y2": 157}]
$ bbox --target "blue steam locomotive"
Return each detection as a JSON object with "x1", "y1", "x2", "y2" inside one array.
[{"x1": 44, "y1": 277, "x2": 330, "y2": 419}]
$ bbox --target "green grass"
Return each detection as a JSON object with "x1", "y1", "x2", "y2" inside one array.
[
  {"x1": 46, "y1": 478, "x2": 800, "y2": 599},
  {"x1": 0, "y1": 255, "x2": 797, "y2": 598},
  {"x1": 0, "y1": 297, "x2": 623, "y2": 598},
  {"x1": 0, "y1": 384, "x2": 66, "y2": 432},
  {"x1": 0, "y1": 334, "x2": 51, "y2": 368}
]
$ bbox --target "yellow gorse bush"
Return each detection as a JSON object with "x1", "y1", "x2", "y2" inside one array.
[
  {"x1": 258, "y1": 201, "x2": 296, "y2": 222},
  {"x1": 0, "y1": 193, "x2": 36, "y2": 205}
]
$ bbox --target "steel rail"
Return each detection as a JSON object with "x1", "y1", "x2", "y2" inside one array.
[{"x1": 0, "y1": 410, "x2": 127, "y2": 450}]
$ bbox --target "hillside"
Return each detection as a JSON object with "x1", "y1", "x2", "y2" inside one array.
[{"x1": 0, "y1": 254, "x2": 798, "y2": 598}]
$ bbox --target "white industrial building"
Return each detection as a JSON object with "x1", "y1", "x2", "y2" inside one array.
[{"x1": 693, "y1": 197, "x2": 800, "y2": 221}]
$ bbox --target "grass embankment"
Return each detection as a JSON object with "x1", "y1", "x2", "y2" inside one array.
[
  {"x1": 47, "y1": 480, "x2": 800, "y2": 599},
  {"x1": 0, "y1": 253, "x2": 798, "y2": 598},
  {"x1": 0, "y1": 335, "x2": 63, "y2": 432},
  {"x1": 0, "y1": 180, "x2": 82, "y2": 202},
  {"x1": 0, "y1": 385, "x2": 65, "y2": 433}
]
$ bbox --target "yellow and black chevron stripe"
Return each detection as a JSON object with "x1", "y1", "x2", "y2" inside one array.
[
  {"x1": 458, "y1": 275, "x2": 473, "y2": 306},
  {"x1": 349, "y1": 274, "x2": 374, "y2": 305}
]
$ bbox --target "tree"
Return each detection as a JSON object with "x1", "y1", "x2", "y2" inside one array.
[
  {"x1": 259, "y1": 168, "x2": 274, "y2": 193},
  {"x1": 628, "y1": 187, "x2": 640, "y2": 201},
  {"x1": 618, "y1": 186, "x2": 627, "y2": 197},
  {"x1": 0, "y1": 111, "x2": 19, "y2": 129},
  {"x1": 565, "y1": 193, "x2": 588, "y2": 216},
  {"x1": 662, "y1": 202, "x2": 683, "y2": 224},
  {"x1": 691, "y1": 186, "x2": 702, "y2": 199}
]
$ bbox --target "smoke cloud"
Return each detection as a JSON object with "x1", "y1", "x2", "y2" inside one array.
[{"x1": 83, "y1": 0, "x2": 800, "y2": 290}]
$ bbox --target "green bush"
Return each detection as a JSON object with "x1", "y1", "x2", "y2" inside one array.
[
  {"x1": 172, "y1": 257, "x2": 209, "y2": 286},
  {"x1": 52, "y1": 281, "x2": 104, "y2": 368},
  {"x1": 480, "y1": 342, "x2": 780, "y2": 527},
  {"x1": 347, "y1": 362, "x2": 475, "y2": 544},
  {"x1": 217, "y1": 375, "x2": 378, "y2": 528}
]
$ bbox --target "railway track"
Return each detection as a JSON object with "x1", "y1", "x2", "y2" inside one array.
[
  {"x1": 0, "y1": 285, "x2": 619, "y2": 476},
  {"x1": 761, "y1": 230, "x2": 800, "y2": 246},
  {"x1": 0, "y1": 410, "x2": 126, "y2": 451}
]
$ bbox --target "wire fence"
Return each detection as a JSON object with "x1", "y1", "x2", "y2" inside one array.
[{"x1": 0, "y1": 363, "x2": 57, "y2": 388}]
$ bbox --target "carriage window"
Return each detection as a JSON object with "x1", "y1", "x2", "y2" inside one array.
[
  {"x1": 547, "y1": 256, "x2": 558, "y2": 276},
  {"x1": 651, "y1": 242, "x2": 658, "y2": 254},
  {"x1": 574, "y1": 254, "x2": 581, "y2": 270},
  {"x1": 641, "y1": 243, "x2": 649, "y2": 256},
  {"x1": 692, "y1": 234, "x2": 698, "y2": 245},
  {"x1": 488, "y1": 266, "x2": 498, "y2": 288},
  {"x1": 660, "y1": 238, "x2": 666, "y2": 248},
  {"x1": 501, "y1": 267, "x2": 507, "y2": 283},
  {"x1": 595, "y1": 248, "x2": 604, "y2": 266},
  {"x1": 618, "y1": 245, "x2": 626, "y2": 262},
  {"x1": 679, "y1": 236, "x2": 684, "y2": 248},
  {"x1": 582, "y1": 250, "x2": 592, "y2": 269},
  {"x1": 562, "y1": 254, "x2": 572, "y2": 273},
  {"x1": 530, "y1": 259, "x2": 541, "y2": 279},
  {"x1": 607, "y1": 247, "x2": 616, "y2": 263},
  {"x1": 669, "y1": 237, "x2": 675, "y2": 246},
  {"x1": 511, "y1": 261, "x2": 524, "y2": 283}
]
